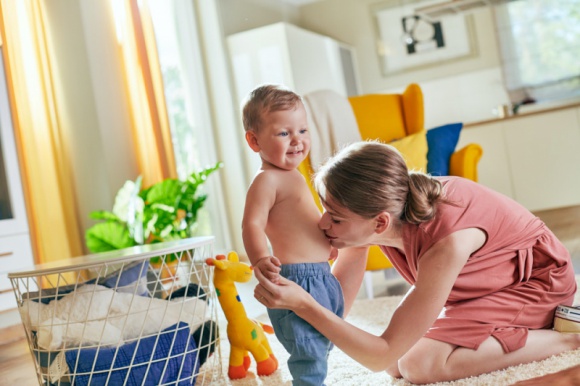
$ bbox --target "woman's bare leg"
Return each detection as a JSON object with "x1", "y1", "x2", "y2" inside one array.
[{"x1": 398, "y1": 330, "x2": 580, "y2": 384}]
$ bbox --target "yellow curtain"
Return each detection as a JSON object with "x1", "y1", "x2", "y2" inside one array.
[
  {"x1": 117, "y1": 0, "x2": 177, "y2": 187},
  {"x1": 0, "y1": 0, "x2": 176, "y2": 272},
  {"x1": 0, "y1": 0, "x2": 83, "y2": 268}
]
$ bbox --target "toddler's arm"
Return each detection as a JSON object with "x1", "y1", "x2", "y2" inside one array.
[{"x1": 242, "y1": 172, "x2": 281, "y2": 283}]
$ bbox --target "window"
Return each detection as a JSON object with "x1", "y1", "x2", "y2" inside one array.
[
  {"x1": 495, "y1": 0, "x2": 580, "y2": 103},
  {"x1": 147, "y1": 0, "x2": 203, "y2": 180},
  {"x1": 146, "y1": 0, "x2": 229, "y2": 247}
]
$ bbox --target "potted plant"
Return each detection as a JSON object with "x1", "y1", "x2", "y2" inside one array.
[{"x1": 85, "y1": 162, "x2": 222, "y2": 280}]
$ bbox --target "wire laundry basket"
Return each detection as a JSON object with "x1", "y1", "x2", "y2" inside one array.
[{"x1": 8, "y1": 236, "x2": 222, "y2": 386}]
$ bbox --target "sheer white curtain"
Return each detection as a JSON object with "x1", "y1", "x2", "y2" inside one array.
[{"x1": 147, "y1": 0, "x2": 248, "y2": 254}]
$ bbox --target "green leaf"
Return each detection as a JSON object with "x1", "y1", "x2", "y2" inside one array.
[
  {"x1": 186, "y1": 162, "x2": 222, "y2": 188},
  {"x1": 145, "y1": 179, "x2": 182, "y2": 206},
  {"x1": 85, "y1": 222, "x2": 136, "y2": 253}
]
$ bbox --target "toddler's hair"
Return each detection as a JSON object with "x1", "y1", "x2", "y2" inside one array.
[{"x1": 242, "y1": 84, "x2": 303, "y2": 132}]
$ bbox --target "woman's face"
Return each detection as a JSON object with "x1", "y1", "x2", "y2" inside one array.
[{"x1": 318, "y1": 194, "x2": 378, "y2": 249}]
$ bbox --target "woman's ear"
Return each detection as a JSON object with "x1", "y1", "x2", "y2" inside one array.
[
  {"x1": 374, "y1": 212, "x2": 390, "y2": 233},
  {"x1": 245, "y1": 131, "x2": 260, "y2": 152}
]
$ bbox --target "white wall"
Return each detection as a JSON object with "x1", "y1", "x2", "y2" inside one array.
[
  {"x1": 382, "y1": 67, "x2": 510, "y2": 128},
  {"x1": 297, "y1": 0, "x2": 508, "y2": 125},
  {"x1": 217, "y1": 0, "x2": 510, "y2": 126},
  {"x1": 421, "y1": 68, "x2": 510, "y2": 128}
]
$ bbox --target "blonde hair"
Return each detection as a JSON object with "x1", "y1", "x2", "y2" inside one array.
[
  {"x1": 314, "y1": 141, "x2": 445, "y2": 224},
  {"x1": 242, "y1": 84, "x2": 303, "y2": 132}
]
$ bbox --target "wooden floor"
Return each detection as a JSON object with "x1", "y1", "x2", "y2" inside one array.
[{"x1": 1, "y1": 205, "x2": 580, "y2": 385}]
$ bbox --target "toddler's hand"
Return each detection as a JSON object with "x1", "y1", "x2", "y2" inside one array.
[{"x1": 253, "y1": 256, "x2": 281, "y2": 284}]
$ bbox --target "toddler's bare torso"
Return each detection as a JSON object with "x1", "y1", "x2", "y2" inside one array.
[{"x1": 265, "y1": 169, "x2": 331, "y2": 264}]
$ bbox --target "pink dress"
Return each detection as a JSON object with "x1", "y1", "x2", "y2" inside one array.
[{"x1": 380, "y1": 177, "x2": 577, "y2": 353}]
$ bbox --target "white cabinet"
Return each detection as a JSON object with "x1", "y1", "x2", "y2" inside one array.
[
  {"x1": 0, "y1": 52, "x2": 34, "y2": 313},
  {"x1": 504, "y1": 108, "x2": 580, "y2": 211},
  {"x1": 227, "y1": 22, "x2": 360, "y2": 104},
  {"x1": 458, "y1": 105, "x2": 580, "y2": 212}
]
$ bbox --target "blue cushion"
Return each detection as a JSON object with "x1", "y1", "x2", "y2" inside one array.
[{"x1": 426, "y1": 123, "x2": 463, "y2": 176}]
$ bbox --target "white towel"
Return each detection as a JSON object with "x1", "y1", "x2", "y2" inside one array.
[{"x1": 303, "y1": 90, "x2": 362, "y2": 170}]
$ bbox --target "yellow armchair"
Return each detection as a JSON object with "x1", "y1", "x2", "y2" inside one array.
[
  {"x1": 299, "y1": 83, "x2": 483, "y2": 297},
  {"x1": 347, "y1": 83, "x2": 483, "y2": 181}
]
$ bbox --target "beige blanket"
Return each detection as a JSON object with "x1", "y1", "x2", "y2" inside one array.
[{"x1": 303, "y1": 90, "x2": 361, "y2": 170}]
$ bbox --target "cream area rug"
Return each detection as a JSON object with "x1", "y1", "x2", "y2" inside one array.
[{"x1": 199, "y1": 276, "x2": 580, "y2": 386}]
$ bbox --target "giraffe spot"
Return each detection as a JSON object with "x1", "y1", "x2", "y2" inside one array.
[
  {"x1": 236, "y1": 294, "x2": 241, "y2": 302},
  {"x1": 216, "y1": 288, "x2": 221, "y2": 297},
  {"x1": 251, "y1": 329, "x2": 258, "y2": 340}
]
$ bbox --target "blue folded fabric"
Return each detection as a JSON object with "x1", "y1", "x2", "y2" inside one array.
[
  {"x1": 97, "y1": 260, "x2": 150, "y2": 296},
  {"x1": 65, "y1": 322, "x2": 199, "y2": 386}
]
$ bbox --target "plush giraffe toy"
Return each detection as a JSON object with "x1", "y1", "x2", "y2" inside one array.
[{"x1": 205, "y1": 252, "x2": 278, "y2": 379}]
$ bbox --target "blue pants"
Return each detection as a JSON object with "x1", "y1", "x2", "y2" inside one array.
[{"x1": 267, "y1": 262, "x2": 344, "y2": 386}]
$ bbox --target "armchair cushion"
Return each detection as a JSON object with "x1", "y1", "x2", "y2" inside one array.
[
  {"x1": 450, "y1": 143, "x2": 483, "y2": 182},
  {"x1": 390, "y1": 130, "x2": 428, "y2": 172},
  {"x1": 426, "y1": 122, "x2": 462, "y2": 176}
]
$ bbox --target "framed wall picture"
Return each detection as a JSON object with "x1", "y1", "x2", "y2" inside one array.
[{"x1": 372, "y1": 0, "x2": 478, "y2": 76}]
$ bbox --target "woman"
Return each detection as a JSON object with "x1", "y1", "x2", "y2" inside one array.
[{"x1": 254, "y1": 141, "x2": 579, "y2": 384}]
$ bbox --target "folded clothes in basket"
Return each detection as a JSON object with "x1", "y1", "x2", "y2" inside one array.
[
  {"x1": 22, "y1": 284, "x2": 209, "y2": 350},
  {"x1": 64, "y1": 321, "x2": 199, "y2": 386}
]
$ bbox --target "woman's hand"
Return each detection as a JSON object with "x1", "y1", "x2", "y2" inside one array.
[{"x1": 253, "y1": 268, "x2": 311, "y2": 313}]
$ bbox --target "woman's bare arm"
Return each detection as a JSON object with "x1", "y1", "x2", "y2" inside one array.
[{"x1": 331, "y1": 246, "x2": 368, "y2": 315}]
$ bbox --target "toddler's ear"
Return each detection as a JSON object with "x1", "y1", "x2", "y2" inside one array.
[{"x1": 245, "y1": 131, "x2": 260, "y2": 152}]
